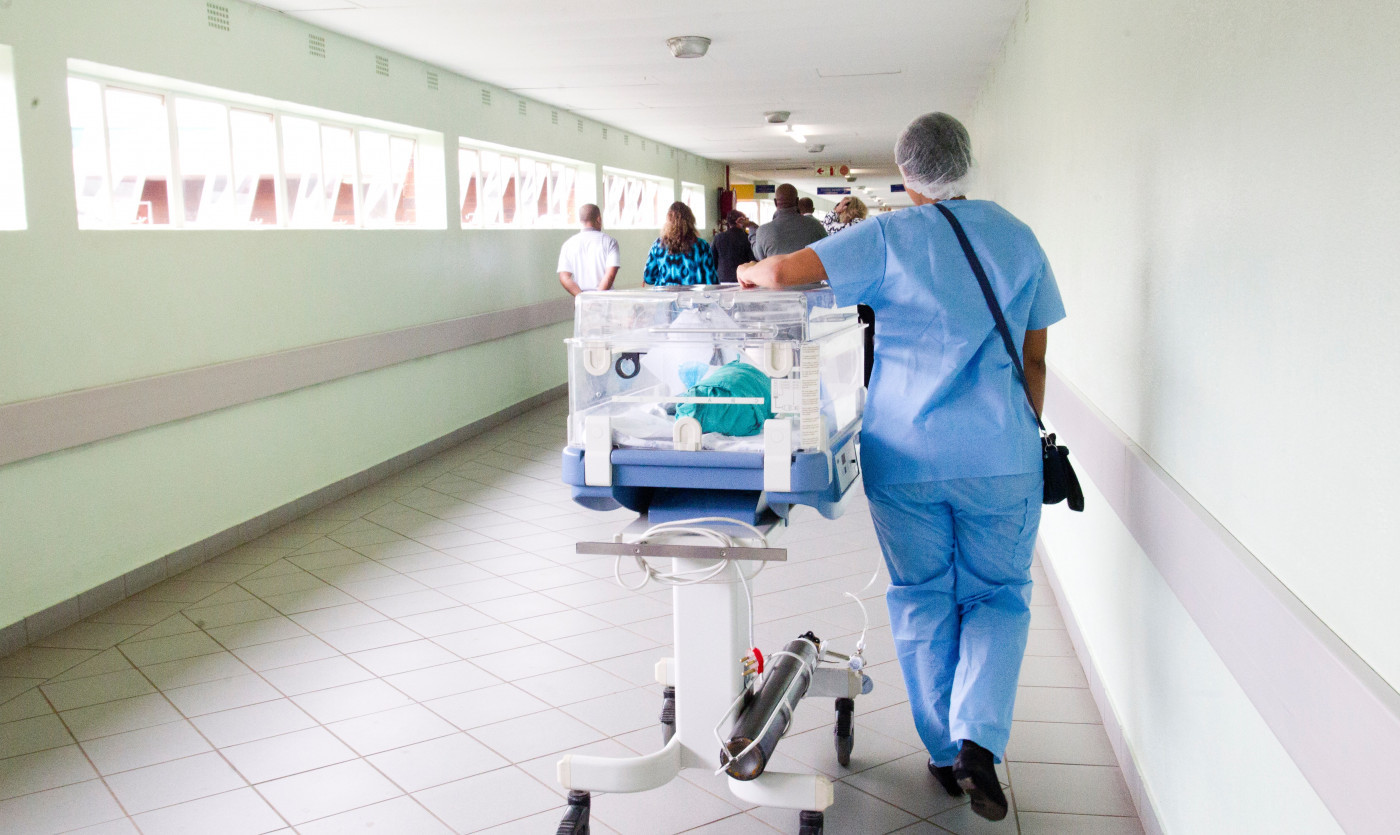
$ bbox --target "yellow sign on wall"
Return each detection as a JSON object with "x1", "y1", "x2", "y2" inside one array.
[{"x1": 732, "y1": 183, "x2": 756, "y2": 200}]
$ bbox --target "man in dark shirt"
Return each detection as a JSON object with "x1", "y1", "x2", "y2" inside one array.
[
  {"x1": 752, "y1": 184, "x2": 827, "y2": 259},
  {"x1": 712, "y1": 210, "x2": 757, "y2": 283}
]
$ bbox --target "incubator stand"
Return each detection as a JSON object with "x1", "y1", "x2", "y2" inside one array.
[{"x1": 554, "y1": 285, "x2": 873, "y2": 835}]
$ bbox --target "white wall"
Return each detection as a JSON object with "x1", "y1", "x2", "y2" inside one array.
[
  {"x1": 970, "y1": 0, "x2": 1400, "y2": 830},
  {"x1": 0, "y1": 0, "x2": 724, "y2": 630}
]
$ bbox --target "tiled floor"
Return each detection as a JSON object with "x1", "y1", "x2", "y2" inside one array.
[{"x1": 0, "y1": 400, "x2": 1144, "y2": 834}]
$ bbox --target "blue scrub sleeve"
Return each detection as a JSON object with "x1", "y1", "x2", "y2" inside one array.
[
  {"x1": 1026, "y1": 258, "x2": 1067, "y2": 330},
  {"x1": 808, "y1": 217, "x2": 888, "y2": 308}
]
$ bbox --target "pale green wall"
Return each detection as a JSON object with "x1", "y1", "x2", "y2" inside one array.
[
  {"x1": 0, "y1": 0, "x2": 724, "y2": 628},
  {"x1": 970, "y1": 0, "x2": 1398, "y2": 830}
]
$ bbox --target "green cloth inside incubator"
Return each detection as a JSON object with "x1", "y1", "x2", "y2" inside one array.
[{"x1": 675, "y1": 360, "x2": 773, "y2": 436}]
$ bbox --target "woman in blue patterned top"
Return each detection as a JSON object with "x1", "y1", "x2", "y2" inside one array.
[{"x1": 643, "y1": 202, "x2": 717, "y2": 286}]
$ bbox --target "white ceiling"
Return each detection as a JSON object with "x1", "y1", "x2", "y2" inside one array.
[{"x1": 248, "y1": 0, "x2": 1023, "y2": 206}]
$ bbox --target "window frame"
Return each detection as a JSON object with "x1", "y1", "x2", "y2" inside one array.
[
  {"x1": 66, "y1": 59, "x2": 444, "y2": 231},
  {"x1": 457, "y1": 137, "x2": 595, "y2": 230},
  {"x1": 602, "y1": 166, "x2": 674, "y2": 230}
]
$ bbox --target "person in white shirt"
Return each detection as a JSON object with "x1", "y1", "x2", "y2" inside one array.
[{"x1": 557, "y1": 204, "x2": 621, "y2": 295}]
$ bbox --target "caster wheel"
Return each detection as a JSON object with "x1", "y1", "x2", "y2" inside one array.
[
  {"x1": 834, "y1": 697, "x2": 855, "y2": 767},
  {"x1": 660, "y1": 686, "x2": 676, "y2": 745},
  {"x1": 556, "y1": 789, "x2": 590, "y2": 835},
  {"x1": 798, "y1": 810, "x2": 824, "y2": 835}
]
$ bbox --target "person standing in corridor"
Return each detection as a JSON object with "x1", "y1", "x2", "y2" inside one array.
[
  {"x1": 557, "y1": 204, "x2": 620, "y2": 296},
  {"x1": 738, "y1": 112, "x2": 1065, "y2": 822},
  {"x1": 751, "y1": 183, "x2": 826, "y2": 259}
]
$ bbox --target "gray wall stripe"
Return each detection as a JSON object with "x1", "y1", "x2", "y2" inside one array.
[
  {"x1": 0, "y1": 298, "x2": 574, "y2": 466},
  {"x1": 1047, "y1": 368, "x2": 1400, "y2": 835}
]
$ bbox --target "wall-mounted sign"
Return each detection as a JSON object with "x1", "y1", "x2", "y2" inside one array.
[
  {"x1": 732, "y1": 184, "x2": 755, "y2": 200},
  {"x1": 890, "y1": 184, "x2": 906, "y2": 192},
  {"x1": 755, "y1": 184, "x2": 776, "y2": 195},
  {"x1": 815, "y1": 165, "x2": 851, "y2": 177},
  {"x1": 817, "y1": 187, "x2": 851, "y2": 195}
]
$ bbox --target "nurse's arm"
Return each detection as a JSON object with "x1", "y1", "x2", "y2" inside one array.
[
  {"x1": 736, "y1": 248, "x2": 828, "y2": 289},
  {"x1": 1023, "y1": 328, "x2": 1048, "y2": 418}
]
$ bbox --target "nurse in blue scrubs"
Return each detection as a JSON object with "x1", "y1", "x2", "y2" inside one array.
[{"x1": 737, "y1": 112, "x2": 1065, "y2": 822}]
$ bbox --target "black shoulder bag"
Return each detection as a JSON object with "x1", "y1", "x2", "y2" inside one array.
[{"x1": 935, "y1": 203, "x2": 1084, "y2": 511}]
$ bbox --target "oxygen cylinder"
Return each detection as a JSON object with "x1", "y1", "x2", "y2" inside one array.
[{"x1": 721, "y1": 632, "x2": 820, "y2": 780}]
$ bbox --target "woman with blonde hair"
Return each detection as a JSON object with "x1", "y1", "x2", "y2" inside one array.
[
  {"x1": 822, "y1": 195, "x2": 869, "y2": 236},
  {"x1": 643, "y1": 202, "x2": 717, "y2": 286}
]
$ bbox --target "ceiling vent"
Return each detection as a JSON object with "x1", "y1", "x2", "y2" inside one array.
[
  {"x1": 602, "y1": 128, "x2": 608, "y2": 140},
  {"x1": 577, "y1": 119, "x2": 584, "y2": 133},
  {"x1": 551, "y1": 110, "x2": 559, "y2": 125},
  {"x1": 623, "y1": 135, "x2": 629, "y2": 146},
  {"x1": 426, "y1": 71, "x2": 438, "y2": 91},
  {"x1": 308, "y1": 34, "x2": 326, "y2": 58},
  {"x1": 518, "y1": 100, "x2": 527, "y2": 117},
  {"x1": 481, "y1": 89, "x2": 491, "y2": 106},
  {"x1": 375, "y1": 56, "x2": 389, "y2": 77},
  {"x1": 206, "y1": 2, "x2": 230, "y2": 31}
]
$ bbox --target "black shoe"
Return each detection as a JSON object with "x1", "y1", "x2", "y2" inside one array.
[
  {"x1": 952, "y1": 740, "x2": 1008, "y2": 821},
  {"x1": 927, "y1": 759, "x2": 963, "y2": 797}
]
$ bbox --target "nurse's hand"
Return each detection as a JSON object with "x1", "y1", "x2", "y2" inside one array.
[{"x1": 736, "y1": 261, "x2": 763, "y2": 289}]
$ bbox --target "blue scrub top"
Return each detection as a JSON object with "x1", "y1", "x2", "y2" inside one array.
[{"x1": 810, "y1": 200, "x2": 1066, "y2": 485}]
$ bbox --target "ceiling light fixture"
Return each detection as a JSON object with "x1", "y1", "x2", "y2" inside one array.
[
  {"x1": 806, "y1": 144, "x2": 825, "y2": 153},
  {"x1": 666, "y1": 36, "x2": 711, "y2": 58},
  {"x1": 764, "y1": 111, "x2": 790, "y2": 124}
]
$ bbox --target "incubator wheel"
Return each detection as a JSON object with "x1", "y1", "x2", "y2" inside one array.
[
  {"x1": 798, "y1": 810, "x2": 824, "y2": 835},
  {"x1": 556, "y1": 790, "x2": 590, "y2": 835},
  {"x1": 660, "y1": 686, "x2": 676, "y2": 745},
  {"x1": 834, "y1": 697, "x2": 855, "y2": 767}
]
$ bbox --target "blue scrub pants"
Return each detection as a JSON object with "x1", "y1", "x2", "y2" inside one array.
[{"x1": 865, "y1": 471, "x2": 1042, "y2": 766}]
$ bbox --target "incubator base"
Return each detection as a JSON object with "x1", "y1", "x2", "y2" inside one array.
[{"x1": 553, "y1": 515, "x2": 872, "y2": 835}]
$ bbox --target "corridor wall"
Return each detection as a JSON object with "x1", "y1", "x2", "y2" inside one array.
[
  {"x1": 0, "y1": 0, "x2": 723, "y2": 643},
  {"x1": 970, "y1": 1, "x2": 1399, "y2": 831}
]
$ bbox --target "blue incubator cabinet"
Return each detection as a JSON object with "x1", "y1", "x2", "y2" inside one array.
[{"x1": 561, "y1": 284, "x2": 865, "y2": 522}]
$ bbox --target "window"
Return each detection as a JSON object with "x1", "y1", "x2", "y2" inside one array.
[
  {"x1": 603, "y1": 167, "x2": 673, "y2": 229},
  {"x1": 458, "y1": 139, "x2": 594, "y2": 229},
  {"x1": 66, "y1": 60, "x2": 444, "y2": 230},
  {"x1": 681, "y1": 182, "x2": 707, "y2": 228},
  {"x1": 0, "y1": 45, "x2": 27, "y2": 230}
]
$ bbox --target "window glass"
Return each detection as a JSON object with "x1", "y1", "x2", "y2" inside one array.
[
  {"x1": 602, "y1": 167, "x2": 672, "y2": 229},
  {"x1": 105, "y1": 87, "x2": 171, "y2": 225},
  {"x1": 0, "y1": 45, "x2": 26, "y2": 230},
  {"x1": 321, "y1": 125, "x2": 356, "y2": 226},
  {"x1": 477, "y1": 149, "x2": 503, "y2": 225},
  {"x1": 758, "y1": 200, "x2": 778, "y2": 224},
  {"x1": 65, "y1": 62, "x2": 440, "y2": 230},
  {"x1": 459, "y1": 147, "x2": 479, "y2": 224},
  {"x1": 459, "y1": 139, "x2": 593, "y2": 229},
  {"x1": 390, "y1": 135, "x2": 416, "y2": 224},
  {"x1": 358, "y1": 129, "x2": 392, "y2": 224},
  {"x1": 67, "y1": 78, "x2": 110, "y2": 228},
  {"x1": 230, "y1": 109, "x2": 278, "y2": 225},
  {"x1": 176, "y1": 98, "x2": 232, "y2": 225},
  {"x1": 499, "y1": 154, "x2": 518, "y2": 225},
  {"x1": 282, "y1": 115, "x2": 324, "y2": 226}
]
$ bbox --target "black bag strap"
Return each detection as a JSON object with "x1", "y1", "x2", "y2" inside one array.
[{"x1": 934, "y1": 202, "x2": 1046, "y2": 434}]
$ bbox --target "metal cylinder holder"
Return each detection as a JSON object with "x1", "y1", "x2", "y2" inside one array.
[{"x1": 721, "y1": 632, "x2": 821, "y2": 780}]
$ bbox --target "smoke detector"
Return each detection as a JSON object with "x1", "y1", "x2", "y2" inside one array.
[
  {"x1": 666, "y1": 36, "x2": 711, "y2": 58},
  {"x1": 764, "y1": 111, "x2": 790, "y2": 124}
]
